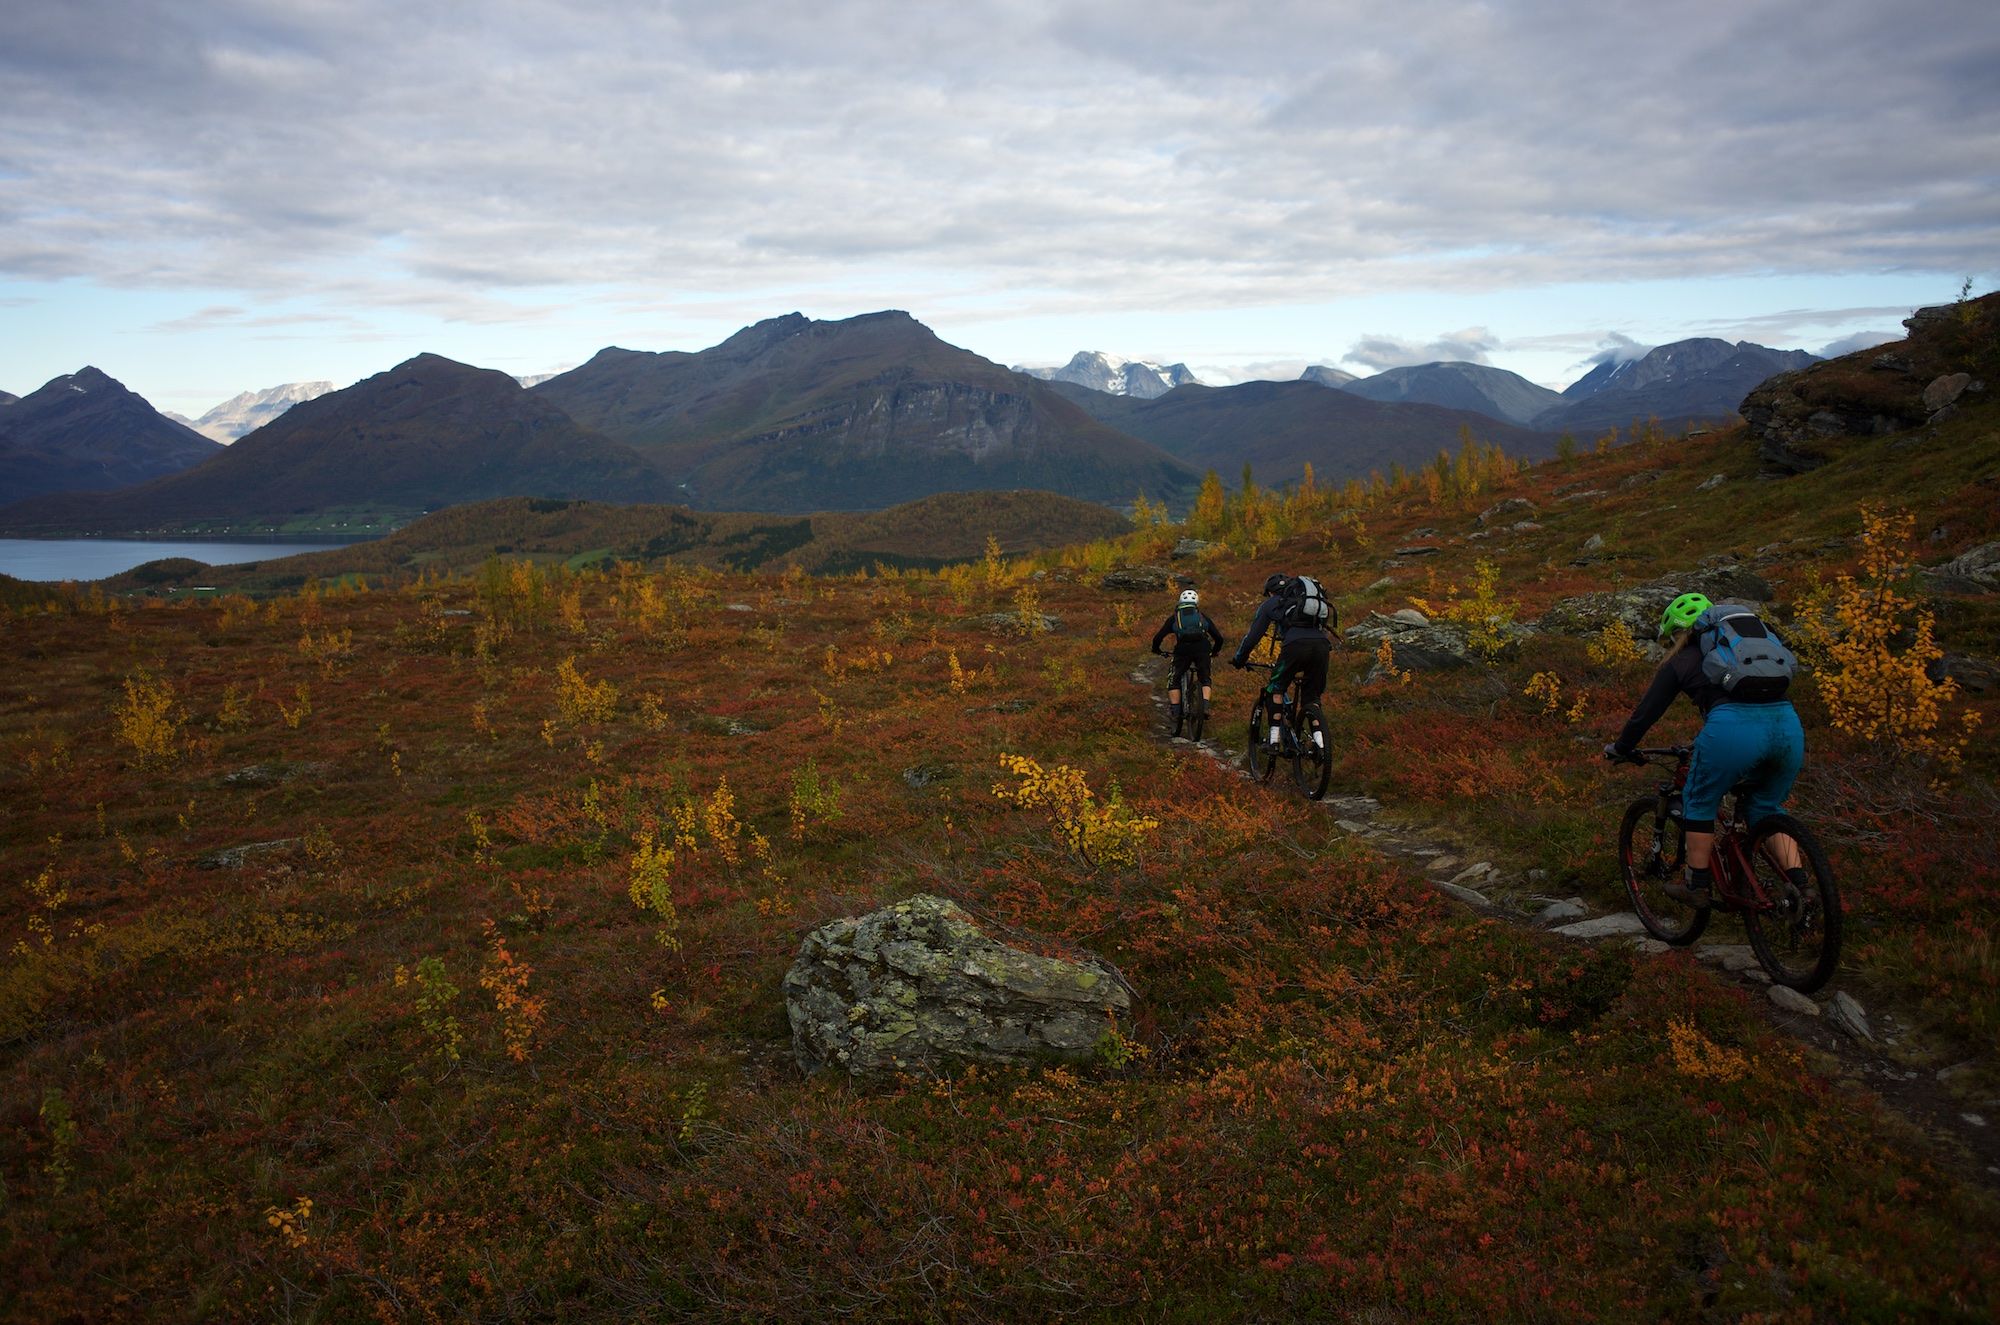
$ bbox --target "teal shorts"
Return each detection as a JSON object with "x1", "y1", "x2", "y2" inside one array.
[{"x1": 1683, "y1": 701, "x2": 1804, "y2": 831}]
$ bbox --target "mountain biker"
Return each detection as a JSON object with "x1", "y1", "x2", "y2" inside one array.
[
  {"x1": 1230, "y1": 572, "x2": 1335, "y2": 750},
  {"x1": 1151, "y1": 588, "x2": 1226, "y2": 729},
  {"x1": 1603, "y1": 591, "x2": 1807, "y2": 908}
]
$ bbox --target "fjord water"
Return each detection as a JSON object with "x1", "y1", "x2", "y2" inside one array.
[{"x1": 0, "y1": 538, "x2": 354, "y2": 582}]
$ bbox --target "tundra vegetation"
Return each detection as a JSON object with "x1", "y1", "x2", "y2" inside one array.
[{"x1": 3, "y1": 399, "x2": 1998, "y2": 1320}]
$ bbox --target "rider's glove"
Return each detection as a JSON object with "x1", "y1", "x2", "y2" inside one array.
[{"x1": 1601, "y1": 742, "x2": 1622, "y2": 762}]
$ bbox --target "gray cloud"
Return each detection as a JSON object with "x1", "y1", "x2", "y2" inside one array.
[
  {"x1": 1, "y1": 0, "x2": 1996, "y2": 324},
  {"x1": 1343, "y1": 328, "x2": 1500, "y2": 372},
  {"x1": 1819, "y1": 330, "x2": 1902, "y2": 356}
]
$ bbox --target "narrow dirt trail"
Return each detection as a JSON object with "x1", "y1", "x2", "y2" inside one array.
[{"x1": 1131, "y1": 659, "x2": 2000, "y2": 1191}]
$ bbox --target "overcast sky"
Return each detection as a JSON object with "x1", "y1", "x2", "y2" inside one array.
[{"x1": 4, "y1": 0, "x2": 1996, "y2": 414}]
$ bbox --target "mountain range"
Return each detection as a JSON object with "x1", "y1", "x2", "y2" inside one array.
[
  {"x1": 1014, "y1": 351, "x2": 1201, "y2": 399},
  {"x1": 1047, "y1": 378, "x2": 1557, "y2": 487},
  {"x1": 0, "y1": 368, "x2": 223, "y2": 503},
  {"x1": 0, "y1": 355, "x2": 678, "y2": 535},
  {"x1": 177, "y1": 381, "x2": 337, "y2": 442},
  {"x1": 0, "y1": 314, "x2": 1822, "y2": 536},
  {"x1": 529, "y1": 311, "x2": 1198, "y2": 513}
]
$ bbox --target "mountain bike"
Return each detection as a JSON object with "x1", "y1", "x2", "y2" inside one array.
[
  {"x1": 1244, "y1": 662, "x2": 1331, "y2": 800},
  {"x1": 1612, "y1": 745, "x2": 1841, "y2": 992},
  {"x1": 1158, "y1": 649, "x2": 1209, "y2": 741}
]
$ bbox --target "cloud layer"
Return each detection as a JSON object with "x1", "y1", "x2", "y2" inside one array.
[{"x1": 3, "y1": 1, "x2": 1997, "y2": 332}]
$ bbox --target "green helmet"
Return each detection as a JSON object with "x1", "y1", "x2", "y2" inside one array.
[{"x1": 1657, "y1": 592, "x2": 1712, "y2": 641}]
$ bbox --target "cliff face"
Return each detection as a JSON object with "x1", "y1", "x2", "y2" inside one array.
[{"x1": 1741, "y1": 294, "x2": 1996, "y2": 474}]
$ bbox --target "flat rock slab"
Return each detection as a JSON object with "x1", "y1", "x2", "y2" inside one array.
[
  {"x1": 1768, "y1": 986, "x2": 1820, "y2": 1016},
  {"x1": 1433, "y1": 881, "x2": 1489, "y2": 907},
  {"x1": 1553, "y1": 913, "x2": 1649, "y2": 940}
]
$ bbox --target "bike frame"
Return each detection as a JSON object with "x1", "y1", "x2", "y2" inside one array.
[{"x1": 1642, "y1": 749, "x2": 1781, "y2": 917}]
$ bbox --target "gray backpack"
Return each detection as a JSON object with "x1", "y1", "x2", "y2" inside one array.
[{"x1": 1695, "y1": 605, "x2": 1796, "y2": 701}]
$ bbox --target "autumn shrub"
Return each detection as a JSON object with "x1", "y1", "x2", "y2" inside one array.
[
  {"x1": 554, "y1": 656, "x2": 619, "y2": 725},
  {"x1": 992, "y1": 752, "x2": 1160, "y2": 867},
  {"x1": 1793, "y1": 504, "x2": 1980, "y2": 770},
  {"x1": 113, "y1": 669, "x2": 184, "y2": 765},
  {"x1": 394, "y1": 956, "x2": 464, "y2": 1064},
  {"x1": 1412, "y1": 558, "x2": 1518, "y2": 660},
  {"x1": 479, "y1": 920, "x2": 546, "y2": 1062}
]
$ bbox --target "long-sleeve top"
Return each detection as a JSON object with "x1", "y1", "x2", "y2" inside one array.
[
  {"x1": 1613, "y1": 643, "x2": 1776, "y2": 753},
  {"x1": 1231, "y1": 593, "x2": 1334, "y2": 665},
  {"x1": 1152, "y1": 609, "x2": 1225, "y2": 655}
]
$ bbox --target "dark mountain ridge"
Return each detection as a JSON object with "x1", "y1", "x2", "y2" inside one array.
[
  {"x1": 532, "y1": 311, "x2": 1198, "y2": 512},
  {"x1": 0, "y1": 367, "x2": 223, "y2": 503},
  {"x1": 1538, "y1": 339, "x2": 1819, "y2": 434},
  {"x1": 1049, "y1": 378, "x2": 1559, "y2": 485},
  {"x1": 0, "y1": 355, "x2": 676, "y2": 535},
  {"x1": 1338, "y1": 361, "x2": 1564, "y2": 427}
]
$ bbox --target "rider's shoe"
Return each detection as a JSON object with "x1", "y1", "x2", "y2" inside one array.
[{"x1": 1658, "y1": 879, "x2": 1712, "y2": 909}]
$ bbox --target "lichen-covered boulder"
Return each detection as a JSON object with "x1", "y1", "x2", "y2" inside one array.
[
  {"x1": 1537, "y1": 565, "x2": 1774, "y2": 640},
  {"x1": 784, "y1": 894, "x2": 1134, "y2": 1078},
  {"x1": 1099, "y1": 565, "x2": 1171, "y2": 591}
]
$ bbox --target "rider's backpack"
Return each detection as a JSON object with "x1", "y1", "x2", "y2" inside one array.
[
  {"x1": 1173, "y1": 603, "x2": 1204, "y2": 638},
  {"x1": 1279, "y1": 575, "x2": 1332, "y2": 629},
  {"x1": 1694, "y1": 604, "x2": 1797, "y2": 701}
]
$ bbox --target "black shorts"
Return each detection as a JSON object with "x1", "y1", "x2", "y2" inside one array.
[
  {"x1": 1170, "y1": 640, "x2": 1213, "y2": 687},
  {"x1": 1266, "y1": 636, "x2": 1330, "y2": 710}
]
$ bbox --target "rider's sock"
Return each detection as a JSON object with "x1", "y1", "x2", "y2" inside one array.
[
  {"x1": 1169, "y1": 701, "x2": 1182, "y2": 722},
  {"x1": 1784, "y1": 867, "x2": 1809, "y2": 890},
  {"x1": 1686, "y1": 865, "x2": 1714, "y2": 895}
]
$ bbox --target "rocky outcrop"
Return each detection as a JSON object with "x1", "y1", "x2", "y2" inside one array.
[
  {"x1": 1922, "y1": 540, "x2": 2000, "y2": 595},
  {"x1": 784, "y1": 894, "x2": 1133, "y2": 1078},
  {"x1": 1538, "y1": 565, "x2": 1774, "y2": 640},
  {"x1": 1741, "y1": 297, "x2": 1995, "y2": 474},
  {"x1": 1344, "y1": 609, "x2": 1530, "y2": 671},
  {"x1": 1100, "y1": 565, "x2": 1171, "y2": 591}
]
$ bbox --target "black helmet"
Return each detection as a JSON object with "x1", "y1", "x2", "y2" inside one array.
[{"x1": 1263, "y1": 573, "x2": 1289, "y2": 595}]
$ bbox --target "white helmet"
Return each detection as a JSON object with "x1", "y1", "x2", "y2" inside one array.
[{"x1": 1178, "y1": 589, "x2": 1199, "y2": 606}]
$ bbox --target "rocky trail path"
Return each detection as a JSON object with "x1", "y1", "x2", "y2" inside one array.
[{"x1": 1131, "y1": 660, "x2": 2000, "y2": 1191}]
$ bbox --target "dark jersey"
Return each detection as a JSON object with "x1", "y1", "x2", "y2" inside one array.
[
  {"x1": 1613, "y1": 641, "x2": 1783, "y2": 753},
  {"x1": 1153, "y1": 609, "x2": 1225, "y2": 655},
  {"x1": 1230, "y1": 592, "x2": 1333, "y2": 665}
]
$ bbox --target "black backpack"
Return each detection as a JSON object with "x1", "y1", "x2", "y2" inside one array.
[
  {"x1": 1278, "y1": 575, "x2": 1332, "y2": 629},
  {"x1": 1173, "y1": 604, "x2": 1204, "y2": 637}
]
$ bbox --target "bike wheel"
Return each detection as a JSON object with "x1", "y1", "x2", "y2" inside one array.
[
  {"x1": 1292, "y1": 707, "x2": 1331, "y2": 800},
  {"x1": 1619, "y1": 797, "x2": 1707, "y2": 945},
  {"x1": 1188, "y1": 687, "x2": 1207, "y2": 743},
  {"x1": 1247, "y1": 698, "x2": 1280, "y2": 781},
  {"x1": 1742, "y1": 813, "x2": 1841, "y2": 993}
]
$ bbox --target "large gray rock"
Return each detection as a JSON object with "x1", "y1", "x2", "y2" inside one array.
[
  {"x1": 1099, "y1": 565, "x2": 1171, "y2": 591},
  {"x1": 784, "y1": 894, "x2": 1134, "y2": 1078},
  {"x1": 1537, "y1": 565, "x2": 1774, "y2": 640},
  {"x1": 1923, "y1": 540, "x2": 2000, "y2": 595},
  {"x1": 1344, "y1": 611, "x2": 1531, "y2": 670}
]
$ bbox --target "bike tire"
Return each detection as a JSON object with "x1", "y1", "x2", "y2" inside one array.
[
  {"x1": 1247, "y1": 698, "x2": 1280, "y2": 782},
  {"x1": 1188, "y1": 687, "x2": 1207, "y2": 743},
  {"x1": 1742, "y1": 813, "x2": 1842, "y2": 993},
  {"x1": 1619, "y1": 797, "x2": 1707, "y2": 945},
  {"x1": 1292, "y1": 707, "x2": 1331, "y2": 800}
]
